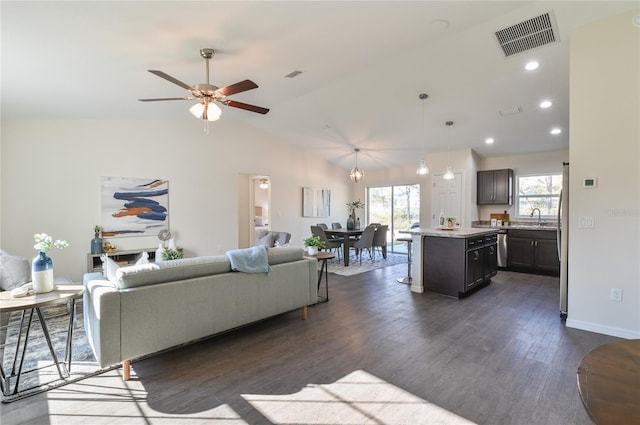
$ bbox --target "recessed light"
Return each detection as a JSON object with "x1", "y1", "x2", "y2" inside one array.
[
  {"x1": 485, "y1": 138, "x2": 495, "y2": 144},
  {"x1": 525, "y1": 61, "x2": 539, "y2": 71},
  {"x1": 539, "y1": 100, "x2": 552, "y2": 108},
  {"x1": 550, "y1": 128, "x2": 562, "y2": 135}
]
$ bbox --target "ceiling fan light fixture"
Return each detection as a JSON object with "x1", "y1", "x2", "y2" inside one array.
[{"x1": 190, "y1": 102, "x2": 222, "y2": 122}]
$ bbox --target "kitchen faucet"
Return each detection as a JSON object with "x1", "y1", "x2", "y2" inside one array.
[{"x1": 530, "y1": 208, "x2": 542, "y2": 225}]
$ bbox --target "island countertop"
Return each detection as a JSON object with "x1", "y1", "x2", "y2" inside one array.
[{"x1": 398, "y1": 227, "x2": 497, "y2": 238}]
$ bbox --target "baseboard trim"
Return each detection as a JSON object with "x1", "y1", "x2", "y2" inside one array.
[{"x1": 566, "y1": 318, "x2": 640, "y2": 339}]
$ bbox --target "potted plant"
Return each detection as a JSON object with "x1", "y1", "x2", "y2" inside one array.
[
  {"x1": 304, "y1": 235, "x2": 325, "y2": 256},
  {"x1": 161, "y1": 248, "x2": 183, "y2": 261}
]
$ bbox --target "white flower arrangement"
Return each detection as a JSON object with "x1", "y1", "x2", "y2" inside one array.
[{"x1": 33, "y1": 233, "x2": 69, "y2": 253}]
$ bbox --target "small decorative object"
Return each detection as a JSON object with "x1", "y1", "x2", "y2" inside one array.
[
  {"x1": 346, "y1": 200, "x2": 364, "y2": 230},
  {"x1": 32, "y1": 233, "x2": 69, "y2": 294},
  {"x1": 447, "y1": 217, "x2": 456, "y2": 228},
  {"x1": 168, "y1": 237, "x2": 177, "y2": 251},
  {"x1": 103, "y1": 241, "x2": 117, "y2": 253},
  {"x1": 304, "y1": 235, "x2": 325, "y2": 256},
  {"x1": 91, "y1": 225, "x2": 103, "y2": 255},
  {"x1": 161, "y1": 248, "x2": 183, "y2": 261},
  {"x1": 155, "y1": 242, "x2": 164, "y2": 262}
]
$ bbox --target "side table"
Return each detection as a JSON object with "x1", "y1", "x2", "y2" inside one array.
[
  {"x1": 305, "y1": 252, "x2": 335, "y2": 303},
  {"x1": 0, "y1": 284, "x2": 84, "y2": 396}
]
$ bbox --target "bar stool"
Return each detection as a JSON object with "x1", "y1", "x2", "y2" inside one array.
[{"x1": 396, "y1": 236, "x2": 412, "y2": 284}]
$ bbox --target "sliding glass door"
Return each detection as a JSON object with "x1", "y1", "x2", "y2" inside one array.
[{"x1": 368, "y1": 184, "x2": 420, "y2": 254}]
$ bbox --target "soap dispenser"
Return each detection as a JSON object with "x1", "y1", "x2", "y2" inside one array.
[{"x1": 439, "y1": 210, "x2": 445, "y2": 227}]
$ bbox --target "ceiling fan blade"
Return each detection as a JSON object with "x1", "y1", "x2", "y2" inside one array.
[
  {"x1": 217, "y1": 79, "x2": 258, "y2": 96},
  {"x1": 138, "y1": 97, "x2": 192, "y2": 102},
  {"x1": 223, "y1": 100, "x2": 269, "y2": 115},
  {"x1": 148, "y1": 70, "x2": 195, "y2": 91}
]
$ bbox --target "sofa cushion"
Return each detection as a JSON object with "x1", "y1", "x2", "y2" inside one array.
[
  {"x1": 116, "y1": 255, "x2": 231, "y2": 289},
  {"x1": 0, "y1": 250, "x2": 31, "y2": 290},
  {"x1": 267, "y1": 247, "x2": 304, "y2": 265}
]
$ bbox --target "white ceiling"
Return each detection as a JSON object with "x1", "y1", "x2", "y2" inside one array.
[{"x1": 2, "y1": 1, "x2": 637, "y2": 171}]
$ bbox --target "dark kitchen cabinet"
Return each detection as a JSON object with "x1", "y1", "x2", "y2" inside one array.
[
  {"x1": 424, "y1": 233, "x2": 497, "y2": 298},
  {"x1": 507, "y1": 229, "x2": 559, "y2": 276},
  {"x1": 477, "y1": 169, "x2": 513, "y2": 205}
]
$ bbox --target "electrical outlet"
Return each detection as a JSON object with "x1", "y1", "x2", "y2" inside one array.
[{"x1": 610, "y1": 288, "x2": 623, "y2": 302}]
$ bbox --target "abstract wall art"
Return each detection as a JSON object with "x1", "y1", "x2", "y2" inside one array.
[
  {"x1": 302, "y1": 187, "x2": 331, "y2": 217},
  {"x1": 101, "y1": 176, "x2": 169, "y2": 238}
]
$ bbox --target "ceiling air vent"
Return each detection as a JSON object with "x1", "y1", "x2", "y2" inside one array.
[{"x1": 495, "y1": 12, "x2": 558, "y2": 57}]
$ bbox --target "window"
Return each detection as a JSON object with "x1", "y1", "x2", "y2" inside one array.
[
  {"x1": 516, "y1": 174, "x2": 562, "y2": 218},
  {"x1": 367, "y1": 184, "x2": 420, "y2": 254}
]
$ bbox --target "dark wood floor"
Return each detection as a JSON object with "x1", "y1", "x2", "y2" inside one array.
[{"x1": 1, "y1": 264, "x2": 620, "y2": 424}]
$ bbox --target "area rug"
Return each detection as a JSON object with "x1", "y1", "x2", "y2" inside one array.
[
  {"x1": 1, "y1": 302, "x2": 115, "y2": 402},
  {"x1": 243, "y1": 369, "x2": 477, "y2": 425},
  {"x1": 326, "y1": 252, "x2": 408, "y2": 276}
]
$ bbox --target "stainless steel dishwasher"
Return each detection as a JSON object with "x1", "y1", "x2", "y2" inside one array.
[{"x1": 497, "y1": 230, "x2": 507, "y2": 268}]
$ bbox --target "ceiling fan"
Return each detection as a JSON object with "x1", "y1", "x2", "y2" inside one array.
[{"x1": 139, "y1": 48, "x2": 269, "y2": 122}]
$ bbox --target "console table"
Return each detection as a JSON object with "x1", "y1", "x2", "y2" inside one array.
[
  {"x1": 577, "y1": 339, "x2": 640, "y2": 425},
  {"x1": 0, "y1": 285, "x2": 84, "y2": 396}
]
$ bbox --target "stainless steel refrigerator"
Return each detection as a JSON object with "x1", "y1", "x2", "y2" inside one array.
[{"x1": 558, "y1": 162, "x2": 569, "y2": 320}]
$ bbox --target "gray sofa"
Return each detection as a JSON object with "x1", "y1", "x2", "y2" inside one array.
[{"x1": 83, "y1": 246, "x2": 317, "y2": 380}]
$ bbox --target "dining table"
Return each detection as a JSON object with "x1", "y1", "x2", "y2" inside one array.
[{"x1": 324, "y1": 228, "x2": 363, "y2": 266}]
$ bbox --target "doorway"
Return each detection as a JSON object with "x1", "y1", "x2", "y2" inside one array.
[
  {"x1": 249, "y1": 176, "x2": 270, "y2": 246},
  {"x1": 431, "y1": 172, "x2": 463, "y2": 227}
]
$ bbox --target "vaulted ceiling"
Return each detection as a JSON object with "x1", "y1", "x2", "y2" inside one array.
[{"x1": 2, "y1": 1, "x2": 637, "y2": 170}]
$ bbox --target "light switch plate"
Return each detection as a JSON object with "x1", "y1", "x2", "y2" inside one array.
[{"x1": 578, "y1": 216, "x2": 594, "y2": 228}]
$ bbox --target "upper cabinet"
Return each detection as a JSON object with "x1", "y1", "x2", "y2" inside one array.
[{"x1": 477, "y1": 169, "x2": 514, "y2": 205}]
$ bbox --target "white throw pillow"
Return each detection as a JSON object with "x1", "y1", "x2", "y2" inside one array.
[
  {"x1": 0, "y1": 251, "x2": 31, "y2": 290},
  {"x1": 136, "y1": 251, "x2": 150, "y2": 265},
  {"x1": 101, "y1": 254, "x2": 121, "y2": 283}
]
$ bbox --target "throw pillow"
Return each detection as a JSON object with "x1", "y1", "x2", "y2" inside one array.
[
  {"x1": 136, "y1": 251, "x2": 150, "y2": 265},
  {"x1": 101, "y1": 254, "x2": 121, "y2": 283},
  {"x1": 0, "y1": 251, "x2": 31, "y2": 291}
]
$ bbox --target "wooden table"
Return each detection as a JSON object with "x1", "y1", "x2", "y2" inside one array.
[
  {"x1": 305, "y1": 252, "x2": 335, "y2": 302},
  {"x1": 577, "y1": 339, "x2": 640, "y2": 425},
  {"x1": 0, "y1": 284, "x2": 84, "y2": 396},
  {"x1": 324, "y1": 228, "x2": 363, "y2": 266}
]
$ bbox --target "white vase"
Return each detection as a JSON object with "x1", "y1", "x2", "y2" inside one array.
[
  {"x1": 307, "y1": 246, "x2": 318, "y2": 256},
  {"x1": 155, "y1": 242, "x2": 164, "y2": 262},
  {"x1": 32, "y1": 251, "x2": 55, "y2": 293}
]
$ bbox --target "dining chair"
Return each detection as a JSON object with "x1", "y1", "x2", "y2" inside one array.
[
  {"x1": 331, "y1": 223, "x2": 342, "y2": 229},
  {"x1": 317, "y1": 223, "x2": 329, "y2": 230},
  {"x1": 311, "y1": 225, "x2": 343, "y2": 261},
  {"x1": 351, "y1": 225, "x2": 377, "y2": 265},
  {"x1": 372, "y1": 224, "x2": 388, "y2": 261}
]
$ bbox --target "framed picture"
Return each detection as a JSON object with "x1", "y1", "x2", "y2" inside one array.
[
  {"x1": 101, "y1": 176, "x2": 169, "y2": 238},
  {"x1": 302, "y1": 187, "x2": 331, "y2": 217}
]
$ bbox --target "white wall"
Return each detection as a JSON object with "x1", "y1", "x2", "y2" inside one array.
[
  {"x1": 1, "y1": 118, "x2": 350, "y2": 282},
  {"x1": 567, "y1": 9, "x2": 640, "y2": 338},
  {"x1": 478, "y1": 149, "x2": 569, "y2": 220}
]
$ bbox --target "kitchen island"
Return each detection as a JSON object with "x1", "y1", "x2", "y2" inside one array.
[{"x1": 399, "y1": 227, "x2": 498, "y2": 297}]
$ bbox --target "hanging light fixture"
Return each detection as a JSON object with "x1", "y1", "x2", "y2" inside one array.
[
  {"x1": 349, "y1": 148, "x2": 364, "y2": 183},
  {"x1": 258, "y1": 179, "x2": 269, "y2": 189},
  {"x1": 443, "y1": 121, "x2": 455, "y2": 180},
  {"x1": 416, "y1": 93, "x2": 430, "y2": 175},
  {"x1": 190, "y1": 98, "x2": 222, "y2": 134}
]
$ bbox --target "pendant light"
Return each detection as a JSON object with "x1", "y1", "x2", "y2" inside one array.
[
  {"x1": 443, "y1": 121, "x2": 455, "y2": 180},
  {"x1": 258, "y1": 179, "x2": 269, "y2": 189},
  {"x1": 416, "y1": 93, "x2": 430, "y2": 175},
  {"x1": 349, "y1": 148, "x2": 364, "y2": 183}
]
